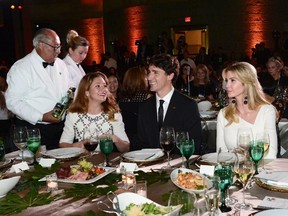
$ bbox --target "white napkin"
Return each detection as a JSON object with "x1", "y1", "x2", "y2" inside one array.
[
  {"x1": 39, "y1": 158, "x2": 56, "y2": 168},
  {"x1": 125, "y1": 148, "x2": 163, "y2": 161},
  {"x1": 258, "y1": 196, "x2": 288, "y2": 209},
  {"x1": 255, "y1": 171, "x2": 288, "y2": 188},
  {"x1": 198, "y1": 101, "x2": 212, "y2": 111},
  {"x1": 12, "y1": 162, "x2": 30, "y2": 173}
]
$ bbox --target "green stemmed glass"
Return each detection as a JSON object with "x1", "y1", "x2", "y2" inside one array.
[
  {"x1": 99, "y1": 135, "x2": 113, "y2": 167},
  {"x1": 27, "y1": 128, "x2": 41, "y2": 165},
  {"x1": 181, "y1": 139, "x2": 195, "y2": 169},
  {"x1": 176, "y1": 131, "x2": 189, "y2": 168},
  {"x1": 249, "y1": 140, "x2": 264, "y2": 175},
  {"x1": 214, "y1": 164, "x2": 233, "y2": 213}
]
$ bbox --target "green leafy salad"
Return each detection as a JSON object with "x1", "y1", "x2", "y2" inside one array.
[{"x1": 124, "y1": 203, "x2": 173, "y2": 216}]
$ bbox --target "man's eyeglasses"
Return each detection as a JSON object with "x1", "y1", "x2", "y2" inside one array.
[{"x1": 41, "y1": 41, "x2": 61, "y2": 52}]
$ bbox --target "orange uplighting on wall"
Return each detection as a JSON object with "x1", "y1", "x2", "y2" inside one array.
[
  {"x1": 124, "y1": 6, "x2": 146, "y2": 53},
  {"x1": 82, "y1": 18, "x2": 105, "y2": 65},
  {"x1": 244, "y1": 2, "x2": 265, "y2": 57}
]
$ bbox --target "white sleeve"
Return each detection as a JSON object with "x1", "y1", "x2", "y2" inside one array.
[
  {"x1": 263, "y1": 105, "x2": 277, "y2": 159},
  {"x1": 111, "y1": 113, "x2": 130, "y2": 143},
  {"x1": 216, "y1": 109, "x2": 228, "y2": 152},
  {"x1": 59, "y1": 112, "x2": 75, "y2": 144}
]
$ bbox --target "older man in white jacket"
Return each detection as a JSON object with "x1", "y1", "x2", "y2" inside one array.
[{"x1": 6, "y1": 28, "x2": 72, "y2": 150}]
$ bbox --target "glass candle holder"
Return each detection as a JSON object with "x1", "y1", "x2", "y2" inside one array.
[
  {"x1": 124, "y1": 173, "x2": 136, "y2": 190},
  {"x1": 135, "y1": 180, "x2": 147, "y2": 197},
  {"x1": 46, "y1": 174, "x2": 58, "y2": 192}
]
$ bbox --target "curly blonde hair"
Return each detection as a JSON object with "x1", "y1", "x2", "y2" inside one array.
[{"x1": 222, "y1": 62, "x2": 270, "y2": 126}]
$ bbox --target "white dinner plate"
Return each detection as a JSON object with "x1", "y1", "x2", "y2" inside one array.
[
  {"x1": 255, "y1": 209, "x2": 288, "y2": 216},
  {"x1": 122, "y1": 148, "x2": 164, "y2": 162},
  {"x1": 200, "y1": 152, "x2": 244, "y2": 165},
  {"x1": 114, "y1": 192, "x2": 182, "y2": 216},
  {"x1": 39, "y1": 166, "x2": 116, "y2": 184},
  {"x1": 42, "y1": 147, "x2": 84, "y2": 160},
  {"x1": 255, "y1": 171, "x2": 288, "y2": 192},
  {"x1": 170, "y1": 168, "x2": 212, "y2": 194}
]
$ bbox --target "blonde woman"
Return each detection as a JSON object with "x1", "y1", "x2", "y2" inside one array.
[{"x1": 216, "y1": 62, "x2": 277, "y2": 159}]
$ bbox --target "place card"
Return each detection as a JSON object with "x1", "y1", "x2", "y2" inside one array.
[
  {"x1": 12, "y1": 161, "x2": 30, "y2": 173},
  {"x1": 39, "y1": 158, "x2": 56, "y2": 168},
  {"x1": 200, "y1": 165, "x2": 215, "y2": 177},
  {"x1": 118, "y1": 162, "x2": 138, "y2": 173}
]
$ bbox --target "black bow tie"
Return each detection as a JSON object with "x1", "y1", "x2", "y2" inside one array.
[{"x1": 42, "y1": 62, "x2": 54, "y2": 68}]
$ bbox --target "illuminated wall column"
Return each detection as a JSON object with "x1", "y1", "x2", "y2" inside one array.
[
  {"x1": 81, "y1": 18, "x2": 104, "y2": 65},
  {"x1": 124, "y1": 6, "x2": 147, "y2": 53},
  {"x1": 243, "y1": 1, "x2": 266, "y2": 56}
]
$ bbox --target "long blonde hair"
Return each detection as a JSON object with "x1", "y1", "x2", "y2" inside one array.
[{"x1": 222, "y1": 62, "x2": 270, "y2": 125}]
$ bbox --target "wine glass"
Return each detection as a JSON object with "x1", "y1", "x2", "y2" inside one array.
[
  {"x1": 255, "y1": 131, "x2": 270, "y2": 170},
  {"x1": 83, "y1": 128, "x2": 98, "y2": 157},
  {"x1": 204, "y1": 176, "x2": 221, "y2": 216},
  {"x1": 159, "y1": 127, "x2": 175, "y2": 169},
  {"x1": 217, "y1": 147, "x2": 238, "y2": 206},
  {"x1": 234, "y1": 157, "x2": 254, "y2": 210},
  {"x1": 27, "y1": 128, "x2": 41, "y2": 165},
  {"x1": 168, "y1": 190, "x2": 197, "y2": 215},
  {"x1": 175, "y1": 131, "x2": 189, "y2": 168},
  {"x1": 237, "y1": 127, "x2": 253, "y2": 152},
  {"x1": 13, "y1": 126, "x2": 28, "y2": 161},
  {"x1": 181, "y1": 139, "x2": 195, "y2": 169},
  {"x1": 249, "y1": 140, "x2": 264, "y2": 175},
  {"x1": 214, "y1": 162, "x2": 233, "y2": 212},
  {"x1": 99, "y1": 134, "x2": 113, "y2": 167}
]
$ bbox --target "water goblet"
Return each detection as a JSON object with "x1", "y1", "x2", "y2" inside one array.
[
  {"x1": 159, "y1": 127, "x2": 175, "y2": 169},
  {"x1": 13, "y1": 126, "x2": 28, "y2": 161},
  {"x1": 249, "y1": 140, "x2": 264, "y2": 175},
  {"x1": 234, "y1": 157, "x2": 254, "y2": 210},
  {"x1": 217, "y1": 147, "x2": 238, "y2": 206},
  {"x1": 255, "y1": 131, "x2": 270, "y2": 170},
  {"x1": 168, "y1": 190, "x2": 197, "y2": 215},
  {"x1": 181, "y1": 139, "x2": 195, "y2": 169},
  {"x1": 176, "y1": 131, "x2": 189, "y2": 168},
  {"x1": 214, "y1": 163, "x2": 233, "y2": 212},
  {"x1": 99, "y1": 135, "x2": 113, "y2": 167},
  {"x1": 27, "y1": 128, "x2": 41, "y2": 165}
]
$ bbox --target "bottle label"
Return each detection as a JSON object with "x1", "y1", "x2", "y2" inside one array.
[{"x1": 52, "y1": 103, "x2": 65, "y2": 119}]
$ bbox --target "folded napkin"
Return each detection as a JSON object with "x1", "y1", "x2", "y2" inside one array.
[
  {"x1": 198, "y1": 101, "x2": 212, "y2": 111},
  {"x1": 255, "y1": 171, "x2": 288, "y2": 188},
  {"x1": 39, "y1": 158, "x2": 56, "y2": 168},
  {"x1": 258, "y1": 196, "x2": 288, "y2": 209}
]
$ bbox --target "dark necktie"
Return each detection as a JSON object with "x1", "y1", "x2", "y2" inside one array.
[
  {"x1": 42, "y1": 62, "x2": 54, "y2": 68},
  {"x1": 158, "y1": 99, "x2": 165, "y2": 130},
  {"x1": 76, "y1": 64, "x2": 80, "y2": 67}
]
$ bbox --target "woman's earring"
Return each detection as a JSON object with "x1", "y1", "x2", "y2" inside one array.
[
  {"x1": 231, "y1": 97, "x2": 236, "y2": 104},
  {"x1": 244, "y1": 96, "x2": 248, "y2": 104}
]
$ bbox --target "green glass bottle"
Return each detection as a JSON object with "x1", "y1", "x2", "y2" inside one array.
[{"x1": 52, "y1": 87, "x2": 76, "y2": 119}]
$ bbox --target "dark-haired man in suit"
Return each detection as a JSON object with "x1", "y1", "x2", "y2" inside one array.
[{"x1": 137, "y1": 54, "x2": 203, "y2": 154}]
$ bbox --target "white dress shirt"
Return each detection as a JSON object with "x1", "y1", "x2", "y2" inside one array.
[
  {"x1": 6, "y1": 49, "x2": 72, "y2": 125},
  {"x1": 63, "y1": 55, "x2": 86, "y2": 88}
]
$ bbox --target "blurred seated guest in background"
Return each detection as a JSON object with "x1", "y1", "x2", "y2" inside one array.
[
  {"x1": 180, "y1": 50, "x2": 196, "y2": 73},
  {"x1": 217, "y1": 62, "x2": 277, "y2": 159},
  {"x1": 104, "y1": 52, "x2": 117, "y2": 70},
  {"x1": 59, "y1": 72, "x2": 130, "y2": 152},
  {"x1": 107, "y1": 73, "x2": 121, "y2": 103},
  {"x1": 119, "y1": 66, "x2": 152, "y2": 150},
  {"x1": 195, "y1": 47, "x2": 211, "y2": 65},
  {"x1": 63, "y1": 29, "x2": 89, "y2": 88},
  {"x1": 175, "y1": 63, "x2": 194, "y2": 95},
  {"x1": 137, "y1": 54, "x2": 203, "y2": 154},
  {"x1": 5, "y1": 28, "x2": 72, "y2": 150},
  {"x1": 190, "y1": 64, "x2": 215, "y2": 101}
]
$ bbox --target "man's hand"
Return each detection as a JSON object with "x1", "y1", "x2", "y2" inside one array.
[{"x1": 42, "y1": 110, "x2": 62, "y2": 123}]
